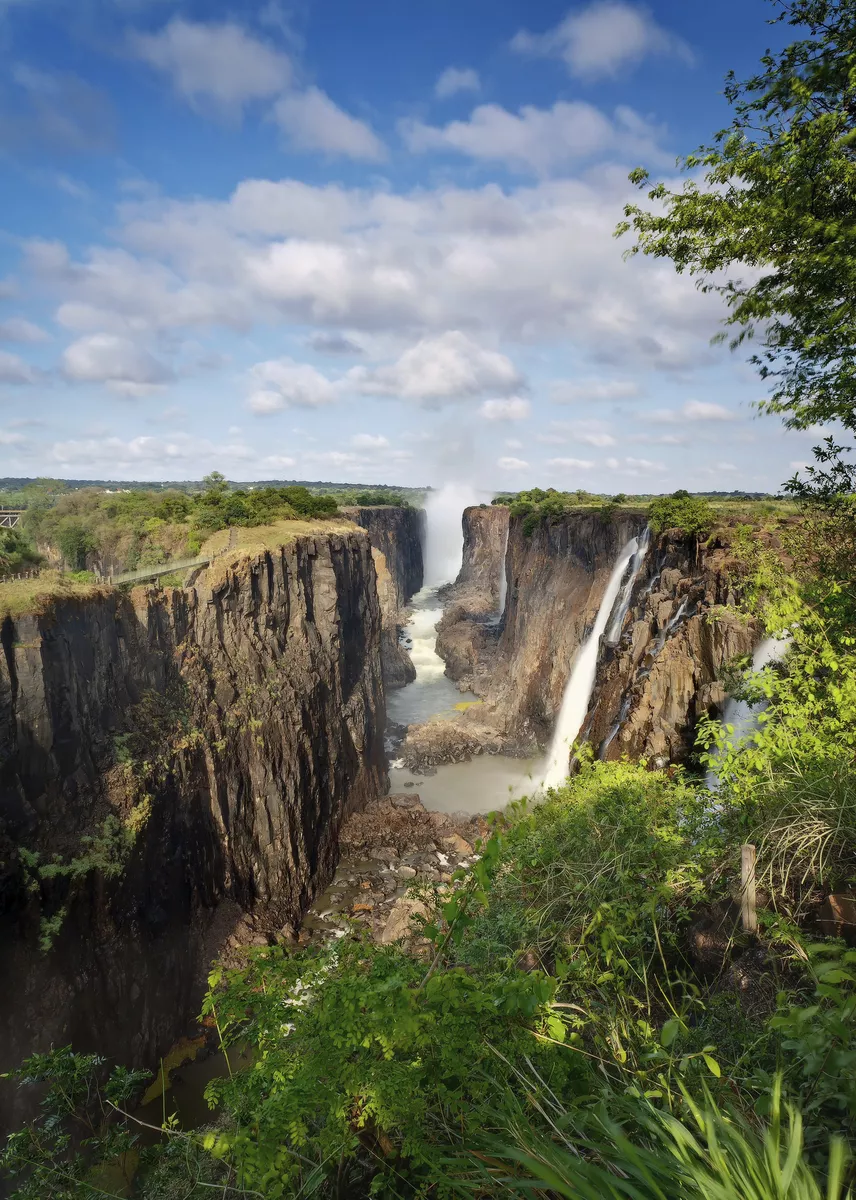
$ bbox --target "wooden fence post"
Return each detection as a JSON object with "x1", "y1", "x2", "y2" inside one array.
[{"x1": 741, "y1": 843, "x2": 757, "y2": 934}]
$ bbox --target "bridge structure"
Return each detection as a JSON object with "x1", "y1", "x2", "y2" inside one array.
[
  {"x1": 0, "y1": 510, "x2": 24, "y2": 529},
  {"x1": 108, "y1": 554, "x2": 214, "y2": 586}
]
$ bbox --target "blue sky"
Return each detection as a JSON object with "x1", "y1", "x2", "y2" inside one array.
[{"x1": 0, "y1": 0, "x2": 819, "y2": 491}]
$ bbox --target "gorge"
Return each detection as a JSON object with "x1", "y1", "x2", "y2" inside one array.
[{"x1": 0, "y1": 491, "x2": 770, "y2": 1134}]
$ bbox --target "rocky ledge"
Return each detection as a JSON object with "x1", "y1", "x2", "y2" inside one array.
[{"x1": 301, "y1": 794, "x2": 487, "y2": 945}]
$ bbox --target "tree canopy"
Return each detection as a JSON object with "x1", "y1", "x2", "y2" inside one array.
[{"x1": 618, "y1": 0, "x2": 856, "y2": 434}]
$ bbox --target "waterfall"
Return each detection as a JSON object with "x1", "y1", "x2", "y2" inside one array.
[
  {"x1": 423, "y1": 483, "x2": 480, "y2": 587},
  {"x1": 604, "y1": 526, "x2": 650, "y2": 645},
  {"x1": 541, "y1": 535, "x2": 641, "y2": 791},
  {"x1": 497, "y1": 525, "x2": 509, "y2": 618},
  {"x1": 705, "y1": 634, "x2": 790, "y2": 788}
]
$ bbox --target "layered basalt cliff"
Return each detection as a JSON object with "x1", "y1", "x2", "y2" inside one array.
[
  {"x1": 343, "y1": 507, "x2": 424, "y2": 688},
  {"x1": 406, "y1": 510, "x2": 646, "y2": 767},
  {"x1": 0, "y1": 530, "x2": 385, "y2": 1128},
  {"x1": 584, "y1": 531, "x2": 760, "y2": 767},
  {"x1": 435, "y1": 505, "x2": 508, "y2": 689},
  {"x1": 410, "y1": 509, "x2": 764, "y2": 773}
]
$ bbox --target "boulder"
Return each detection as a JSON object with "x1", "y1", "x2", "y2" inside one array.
[{"x1": 379, "y1": 897, "x2": 432, "y2": 944}]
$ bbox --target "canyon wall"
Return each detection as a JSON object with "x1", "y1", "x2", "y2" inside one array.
[
  {"x1": 435, "y1": 505, "x2": 509, "y2": 688},
  {"x1": 413, "y1": 509, "x2": 762, "y2": 772},
  {"x1": 342, "y1": 506, "x2": 424, "y2": 688},
  {"x1": 0, "y1": 529, "x2": 385, "y2": 1128},
  {"x1": 584, "y1": 530, "x2": 759, "y2": 767}
]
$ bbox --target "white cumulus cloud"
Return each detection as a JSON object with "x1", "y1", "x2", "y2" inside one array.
[
  {"x1": 352, "y1": 433, "x2": 390, "y2": 448},
  {"x1": 247, "y1": 357, "x2": 338, "y2": 413},
  {"x1": 651, "y1": 400, "x2": 735, "y2": 423},
  {"x1": 61, "y1": 333, "x2": 171, "y2": 394},
  {"x1": 132, "y1": 19, "x2": 292, "y2": 116},
  {"x1": 498, "y1": 455, "x2": 529, "y2": 470},
  {"x1": 479, "y1": 397, "x2": 531, "y2": 421},
  {"x1": 435, "y1": 67, "x2": 481, "y2": 99},
  {"x1": 350, "y1": 331, "x2": 523, "y2": 407},
  {"x1": 401, "y1": 100, "x2": 665, "y2": 175},
  {"x1": 272, "y1": 87, "x2": 386, "y2": 161},
  {"x1": 0, "y1": 317, "x2": 49, "y2": 343},
  {"x1": 550, "y1": 377, "x2": 640, "y2": 404},
  {"x1": 0, "y1": 350, "x2": 37, "y2": 384},
  {"x1": 511, "y1": 1, "x2": 693, "y2": 80},
  {"x1": 548, "y1": 456, "x2": 594, "y2": 469}
]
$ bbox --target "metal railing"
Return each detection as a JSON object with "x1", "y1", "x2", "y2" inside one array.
[{"x1": 0, "y1": 510, "x2": 24, "y2": 529}]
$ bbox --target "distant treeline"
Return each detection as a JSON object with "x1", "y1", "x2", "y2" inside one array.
[{"x1": 0, "y1": 474, "x2": 419, "y2": 575}]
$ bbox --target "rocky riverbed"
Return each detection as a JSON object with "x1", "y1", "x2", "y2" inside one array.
[{"x1": 300, "y1": 793, "x2": 487, "y2": 945}]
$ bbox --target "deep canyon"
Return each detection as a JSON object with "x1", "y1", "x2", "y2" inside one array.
[{"x1": 0, "y1": 494, "x2": 767, "y2": 1132}]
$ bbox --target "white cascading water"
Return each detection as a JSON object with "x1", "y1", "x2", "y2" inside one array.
[
  {"x1": 705, "y1": 634, "x2": 790, "y2": 788},
  {"x1": 423, "y1": 483, "x2": 480, "y2": 588},
  {"x1": 387, "y1": 483, "x2": 481, "y2": 728},
  {"x1": 497, "y1": 524, "x2": 509, "y2": 618},
  {"x1": 541, "y1": 535, "x2": 641, "y2": 791},
  {"x1": 605, "y1": 526, "x2": 650, "y2": 645}
]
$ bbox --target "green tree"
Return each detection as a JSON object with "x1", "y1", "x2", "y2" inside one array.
[
  {"x1": 648, "y1": 490, "x2": 714, "y2": 539},
  {"x1": 201, "y1": 470, "x2": 229, "y2": 496},
  {"x1": 618, "y1": 0, "x2": 856, "y2": 434},
  {"x1": 55, "y1": 521, "x2": 96, "y2": 571}
]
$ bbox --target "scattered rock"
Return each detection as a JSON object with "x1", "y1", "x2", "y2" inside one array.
[
  {"x1": 379, "y1": 897, "x2": 432, "y2": 944},
  {"x1": 442, "y1": 833, "x2": 474, "y2": 856},
  {"x1": 391, "y1": 794, "x2": 423, "y2": 809},
  {"x1": 397, "y1": 865, "x2": 417, "y2": 879}
]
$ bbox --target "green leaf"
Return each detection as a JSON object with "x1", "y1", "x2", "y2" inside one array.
[
  {"x1": 703, "y1": 1054, "x2": 721, "y2": 1078},
  {"x1": 660, "y1": 1018, "x2": 681, "y2": 1048}
]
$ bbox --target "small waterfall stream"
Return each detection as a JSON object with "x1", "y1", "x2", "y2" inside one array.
[
  {"x1": 497, "y1": 525, "x2": 509, "y2": 619},
  {"x1": 541, "y1": 534, "x2": 643, "y2": 791},
  {"x1": 605, "y1": 527, "x2": 650, "y2": 646},
  {"x1": 705, "y1": 634, "x2": 789, "y2": 788}
]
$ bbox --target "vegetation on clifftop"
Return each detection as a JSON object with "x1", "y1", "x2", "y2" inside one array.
[{"x1": 5, "y1": 3, "x2": 856, "y2": 1196}]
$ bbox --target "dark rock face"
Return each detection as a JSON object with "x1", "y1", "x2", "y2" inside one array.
[
  {"x1": 343, "y1": 507, "x2": 424, "y2": 688},
  {"x1": 584, "y1": 530, "x2": 759, "y2": 767},
  {"x1": 434, "y1": 506, "x2": 509, "y2": 695},
  {"x1": 412, "y1": 509, "x2": 766, "y2": 774},
  {"x1": 446, "y1": 505, "x2": 509, "y2": 612},
  {"x1": 0, "y1": 531, "x2": 386, "y2": 1129},
  {"x1": 486, "y1": 511, "x2": 648, "y2": 744}
]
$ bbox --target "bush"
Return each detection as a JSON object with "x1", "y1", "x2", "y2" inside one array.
[{"x1": 648, "y1": 490, "x2": 714, "y2": 538}]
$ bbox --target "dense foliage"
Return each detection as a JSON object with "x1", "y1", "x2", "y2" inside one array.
[
  {"x1": 619, "y1": 0, "x2": 856, "y2": 436},
  {"x1": 0, "y1": 528, "x2": 41, "y2": 576},
  {"x1": 6, "y1": 5, "x2": 856, "y2": 1196},
  {"x1": 20, "y1": 482, "x2": 340, "y2": 572},
  {"x1": 647, "y1": 490, "x2": 715, "y2": 538}
]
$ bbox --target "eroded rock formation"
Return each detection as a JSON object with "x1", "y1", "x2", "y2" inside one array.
[
  {"x1": 343, "y1": 506, "x2": 424, "y2": 688},
  {"x1": 435, "y1": 505, "x2": 508, "y2": 691},
  {"x1": 0, "y1": 530, "x2": 385, "y2": 1128},
  {"x1": 408, "y1": 509, "x2": 768, "y2": 774}
]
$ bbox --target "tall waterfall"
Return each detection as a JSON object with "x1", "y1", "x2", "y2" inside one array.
[
  {"x1": 605, "y1": 526, "x2": 650, "y2": 645},
  {"x1": 541, "y1": 535, "x2": 642, "y2": 791},
  {"x1": 497, "y1": 525, "x2": 509, "y2": 618},
  {"x1": 423, "y1": 483, "x2": 480, "y2": 587}
]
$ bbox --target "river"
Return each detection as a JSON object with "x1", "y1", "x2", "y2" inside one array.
[{"x1": 387, "y1": 487, "x2": 543, "y2": 815}]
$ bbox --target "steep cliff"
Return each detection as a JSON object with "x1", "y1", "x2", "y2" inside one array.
[
  {"x1": 583, "y1": 530, "x2": 760, "y2": 767},
  {"x1": 408, "y1": 509, "x2": 767, "y2": 773},
  {"x1": 342, "y1": 506, "x2": 424, "y2": 688},
  {"x1": 406, "y1": 510, "x2": 646, "y2": 766},
  {"x1": 0, "y1": 529, "x2": 385, "y2": 1128},
  {"x1": 435, "y1": 506, "x2": 509, "y2": 688}
]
